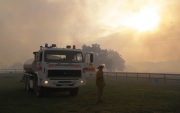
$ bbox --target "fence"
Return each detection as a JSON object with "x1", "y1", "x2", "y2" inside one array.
[
  {"x1": 93, "y1": 72, "x2": 180, "y2": 82},
  {"x1": 1, "y1": 69, "x2": 180, "y2": 81},
  {"x1": 0, "y1": 69, "x2": 24, "y2": 73}
]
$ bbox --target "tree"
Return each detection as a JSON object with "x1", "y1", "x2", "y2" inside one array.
[
  {"x1": 107, "y1": 50, "x2": 125, "y2": 71},
  {"x1": 82, "y1": 44, "x2": 125, "y2": 71}
]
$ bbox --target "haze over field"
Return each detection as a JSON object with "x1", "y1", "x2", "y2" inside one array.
[{"x1": 0, "y1": 0, "x2": 180, "y2": 72}]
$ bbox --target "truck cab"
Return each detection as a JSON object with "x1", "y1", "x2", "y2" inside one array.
[{"x1": 23, "y1": 44, "x2": 94, "y2": 97}]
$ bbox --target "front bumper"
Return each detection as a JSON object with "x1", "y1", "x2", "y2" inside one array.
[{"x1": 41, "y1": 79, "x2": 86, "y2": 88}]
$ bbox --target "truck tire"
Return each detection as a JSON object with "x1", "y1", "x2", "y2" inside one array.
[
  {"x1": 35, "y1": 85, "x2": 43, "y2": 97},
  {"x1": 34, "y1": 77, "x2": 43, "y2": 97},
  {"x1": 69, "y1": 88, "x2": 78, "y2": 96},
  {"x1": 24, "y1": 75, "x2": 27, "y2": 90},
  {"x1": 26, "y1": 76, "x2": 32, "y2": 92}
]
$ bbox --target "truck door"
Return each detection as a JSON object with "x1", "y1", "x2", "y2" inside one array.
[
  {"x1": 84, "y1": 53, "x2": 94, "y2": 74},
  {"x1": 34, "y1": 51, "x2": 43, "y2": 72}
]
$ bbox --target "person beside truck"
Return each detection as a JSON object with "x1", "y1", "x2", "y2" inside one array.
[{"x1": 96, "y1": 64, "x2": 106, "y2": 102}]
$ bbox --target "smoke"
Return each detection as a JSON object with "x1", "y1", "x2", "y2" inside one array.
[
  {"x1": 98, "y1": 0, "x2": 180, "y2": 63},
  {"x1": 0, "y1": 0, "x2": 180, "y2": 70},
  {"x1": 0, "y1": 0, "x2": 93, "y2": 65}
]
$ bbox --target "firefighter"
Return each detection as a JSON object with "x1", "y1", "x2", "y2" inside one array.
[{"x1": 96, "y1": 64, "x2": 106, "y2": 102}]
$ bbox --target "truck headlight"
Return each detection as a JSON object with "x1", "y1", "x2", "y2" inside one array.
[
  {"x1": 80, "y1": 80, "x2": 84, "y2": 84},
  {"x1": 44, "y1": 80, "x2": 48, "y2": 84}
]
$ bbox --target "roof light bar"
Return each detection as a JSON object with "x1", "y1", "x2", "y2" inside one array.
[
  {"x1": 52, "y1": 44, "x2": 56, "y2": 47},
  {"x1": 66, "y1": 45, "x2": 71, "y2": 48},
  {"x1": 45, "y1": 43, "x2": 48, "y2": 48}
]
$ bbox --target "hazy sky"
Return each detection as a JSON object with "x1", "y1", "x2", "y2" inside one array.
[{"x1": 0, "y1": 0, "x2": 180, "y2": 66}]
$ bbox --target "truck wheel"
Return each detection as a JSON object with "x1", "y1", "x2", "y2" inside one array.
[
  {"x1": 26, "y1": 76, "x2": 32, "y2": 92},
  {"x1": 69, "y1": 88, "x2": 78, "y2": 96},
  {"x1": 35, "y1": 85, "x2": 43, "y2": 97},
  {"x1": 24, "y1": 75, "x2": 27, "y2": 90},
  {"x1": 34, "y1": 77, "x2": 43, "y2": 97}
]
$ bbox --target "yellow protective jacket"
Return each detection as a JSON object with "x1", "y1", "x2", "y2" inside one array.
[{"x1": 96, "y1": 70, "x2": 106, "y2": 87}]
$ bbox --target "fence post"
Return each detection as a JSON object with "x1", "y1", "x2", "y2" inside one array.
[
  {"x1": 126, "y1": 73, "x2": 127, "y2": 80},
  {"x1": 164, "y1": 74, "x2": 166, "y2": 82},
  {"x1": 137, "y1": 73, "x2": 138, "y2": 80}
]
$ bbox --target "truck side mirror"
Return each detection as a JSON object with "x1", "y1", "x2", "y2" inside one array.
[
  {"x1": 90, "y1": 54, "x2": 93, "y2": 62},
  {"x1": 39, "y1": 52, "x2": 43, "y2": 61},
  {"x1": 33, "y1": 52, "x2": 38, "y2": 61}
]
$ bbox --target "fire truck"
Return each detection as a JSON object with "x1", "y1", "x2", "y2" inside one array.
[{"x1": 23, "y1": 44, "x2": 94, "y2": 97}]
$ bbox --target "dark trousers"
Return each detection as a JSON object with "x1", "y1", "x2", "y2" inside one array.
[{"x1": 97, "y1": 86, "x2": 104, "y2": 101}]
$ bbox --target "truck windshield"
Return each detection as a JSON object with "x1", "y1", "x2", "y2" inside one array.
[{"x1": 44, "y1": 50, "x2": 83, "y2": 63}]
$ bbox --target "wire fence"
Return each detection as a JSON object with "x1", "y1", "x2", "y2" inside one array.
[
  {"x1": 1, "y1": 69, "x2": 180, "y2": 82},
  {"x1": 0, "y1": 69, "x2": 24, "y2": 73},
  {"x1": 93, "y1": 72, "x2": 180, "y2": 82}
]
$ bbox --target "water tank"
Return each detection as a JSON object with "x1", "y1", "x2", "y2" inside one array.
[{"x1": 23, "y1": 59, "x2": 36, "y2": 73}]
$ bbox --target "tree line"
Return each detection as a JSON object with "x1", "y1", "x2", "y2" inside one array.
[{"x1": 82, "y1": 44, "x2": 125, "y2": 71}]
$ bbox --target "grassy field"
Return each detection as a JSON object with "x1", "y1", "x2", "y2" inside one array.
[{"x1": 0, "y1": 73, "x2": 180, "y2": 113}]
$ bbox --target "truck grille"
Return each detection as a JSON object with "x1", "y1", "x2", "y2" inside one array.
[{"x1": 48, "y1": 70, "x2": 81, "y2": 78}]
